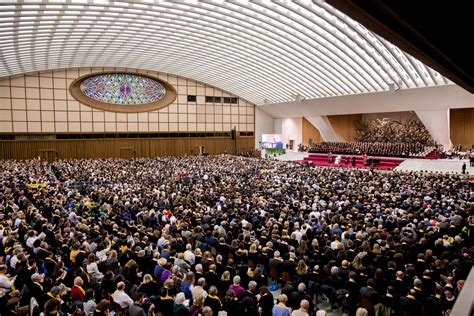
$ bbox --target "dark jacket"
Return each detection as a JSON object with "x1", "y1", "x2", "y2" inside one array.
[{"x1": 399, "y1": 295, "x2": 422, "y2": 316}]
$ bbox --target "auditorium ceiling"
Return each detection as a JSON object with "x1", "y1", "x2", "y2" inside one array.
[{"x1": 0, "y1": 0, "x2": 451, "y2": 105}]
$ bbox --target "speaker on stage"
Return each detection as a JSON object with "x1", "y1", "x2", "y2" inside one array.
[{"x1": 231, "y1": 128, "x2": 236, "y2": 140}]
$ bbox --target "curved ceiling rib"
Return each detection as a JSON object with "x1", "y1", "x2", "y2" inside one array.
[
  {"x1": 236, "y1": 1, "x2": 374, "y2": 93},
  {"x1": 328, "y1": 8, "x2": 412, "y2": 89},
  {"x1": 5, "y1": 7, "x2": 353, "y2": 98},
  {"x1": 299, "y1": 3, "x2": 392, "y2": 90},
  {"x1": 264, "y1": 1, "x2": 376, "y2": 93},
  {"x1": 0, "y1": 0, "x2": 450, "y2": 105}
]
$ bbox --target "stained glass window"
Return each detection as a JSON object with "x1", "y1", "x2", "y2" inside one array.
[{"x1": 80, "y1": 73, "x2": 166, "y2": 105}]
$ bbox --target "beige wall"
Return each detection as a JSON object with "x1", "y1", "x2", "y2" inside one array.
[{"x1": 0, "y1": 67, "x2": 255, "y2": 134}]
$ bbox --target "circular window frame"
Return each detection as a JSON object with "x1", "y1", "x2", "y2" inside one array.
[{"x1": 69, "y1": 71, "x2": 177, "y2": 113}]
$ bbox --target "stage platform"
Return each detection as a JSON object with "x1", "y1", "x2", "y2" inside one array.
[
  {"x1": 301, "y1": 153, "x2": 404, "y2": 170},
  {"x1": 275, "y1": 151, "x2": 473, "y2": 174}
]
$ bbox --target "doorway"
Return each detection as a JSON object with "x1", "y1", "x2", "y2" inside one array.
[
  {"x1": 288, "y1": 140, "x2": 294, "y2": 150},
  {"x1": 38, "y1": 149, "x2": 58, "y2": 162},
  {"x1": 119, "y1": 147, "x2": 135, "y2": 159}
]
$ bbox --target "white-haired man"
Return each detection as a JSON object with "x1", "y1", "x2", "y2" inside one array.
[
  {"x1": 113, "y1": 281, "x2": 133, "y2": 309},
  {"x1": 291, "y1": 299, "x2": 310, "y2": 316}
]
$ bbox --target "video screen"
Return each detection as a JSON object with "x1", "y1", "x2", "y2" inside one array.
[{"x1": 261, "y1": 134, "x2": 284, "y2": 149}]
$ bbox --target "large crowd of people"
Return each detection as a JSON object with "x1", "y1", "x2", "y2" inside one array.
[
  {"x1": 308, "y1": 142, "x2": 426, "y2": 157},
  {"x1": 0, "y1": 155, "x2": 472, "y2": 316}
]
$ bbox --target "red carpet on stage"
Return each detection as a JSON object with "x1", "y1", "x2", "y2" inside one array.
[
  {"x1": 417, "y1": 150, "x2": 441, "y2": 160},
  {"x1": 301, "y1": 154, "x2": 404, "y2": 170}
]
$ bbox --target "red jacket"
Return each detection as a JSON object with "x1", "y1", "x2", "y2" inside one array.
[{"x1": 70, "y1": 286, "x2": 85, "y2": 302}]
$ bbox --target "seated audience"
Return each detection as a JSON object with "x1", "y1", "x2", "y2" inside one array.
[
  {"x1": 309, "y1": 141, "x2": 425, "y2": 157},
  {"x1": 0, "y1": 156, "x2": 471, "y2": 316}
]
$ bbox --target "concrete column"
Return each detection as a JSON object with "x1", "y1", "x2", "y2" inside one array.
[
  {"x1": 415, "y1": 109, "x2": 452, "y2": 149},
  {"x1": 255, "y1": 107, "x2": 275, "y2": 149}
]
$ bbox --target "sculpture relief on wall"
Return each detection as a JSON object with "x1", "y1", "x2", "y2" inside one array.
[{"x1": 355, "y1": 115, "x2": 433, "y2": 145}]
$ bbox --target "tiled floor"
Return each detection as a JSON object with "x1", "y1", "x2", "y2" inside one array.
[
  {"x1": 395, "y1": 157, "x2": 474, "y2": 174},
  {"x1": 274, "y1": 151, "x2": 310, "y2": 161}
]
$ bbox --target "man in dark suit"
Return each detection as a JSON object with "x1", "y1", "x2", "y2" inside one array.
[
  {"x1": 359, "y1": 279, "x2": 378, "y2": 315},
  {"x1": 281, "y1": 253, "x2": 298, "y2": 279},
  {"x1": 391, "y1": 271, "x2": 409, "y2": 299},
  {"x1": 128, "y1": 294, "x2": 149, "y2": 316},
  {"x1": 289, "y1": 283, "x2": 314, "y2": 314},
  {"x1": 268, "y1": 251, "x2": 283, "y2": 281},
  {"x1": 399, "y1": 289, "x2": 422, "y2": 316},
  {"x1": 241, "y1": 280, "x2": 258, "y2": 307},
  {"x1": 204, "y1": 264, "x2": 219, "y2": 289},
  {"x1": 339, "y1": 260, "x2": 350, "y2": 282},
  {"x1": 346, "y1": 271, "x2": 360, "y2": 316},
  {"x1": 413, "y1": 278, "x2": 426, "y2": 304}
]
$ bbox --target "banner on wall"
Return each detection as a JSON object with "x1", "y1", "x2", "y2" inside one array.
[{"x1": 261, "y1": 134, "x2": 284, "y2": 149}]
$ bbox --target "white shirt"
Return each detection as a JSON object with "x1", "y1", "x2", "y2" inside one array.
[
  {"x1": 113, "y1": 289, "x2": 134, "y2": 309},
  {"x1": 96, "y1": 249, "x2": 109, "y2": 262},
  {"x1": 14, "y1": 218, "x2": 22, "y2": 228},
  {"x1": 9, "y1": 255, "x2": 19, "y2": 269},
  {"x1": 330, "y1": 240, "x2": 340, "y2": 250},
  {"x1": 291, "y1": 308, "x2": 309, "y2": 316},
  {"x1": 190, "y1": 285, "x2": 207, "y2": 301},
  {"x1": 184, "y1": 250, "x2": 195, "y2": 265},
  {"x1": 26, "y1": 236, "x2": 38, "y2": 248},
  {"x1": 83, "y1": 300, "x2": 97, "y2": 316},
  {"x1": 0, "y1": 274, "x2": 14, "y2": 289},
  {"x1": 87, "y1": 262, "x2": 103, "y2": 281},
  {"x1": 294, "y1": 231, "x2": 303, "y2": 243}
]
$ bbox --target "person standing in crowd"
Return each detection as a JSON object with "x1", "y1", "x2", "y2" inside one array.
[
  {"x1": 258, "y1": 286, "x2": 274, "y2": 316},
  {"x1": 291, "y1": 299, "x2": 310, "y2": 316},
  {"x1": 272, "y1": 294, "x2": 291, "y2": 316}
]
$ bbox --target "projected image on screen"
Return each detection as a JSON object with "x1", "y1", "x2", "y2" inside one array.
[{"x1": 262, "y1": 134, "x2": 284, "y2": 149}]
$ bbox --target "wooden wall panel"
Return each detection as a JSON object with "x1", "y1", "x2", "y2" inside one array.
[
  {"x1": 450, "y1": 108, "x2": 474, "y2": 149},
  {"x1": 0, "y1": 137, "x2": 255, "y2": 160},
  {"x1": 302, "y1": 117, "x2": 322, "y2": 145},
  {"x1": 327, "y1": 114, "x2": 362, "y2": 142}
]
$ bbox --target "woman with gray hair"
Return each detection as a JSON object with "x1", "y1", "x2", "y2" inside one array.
[
  {"x1": 272, "y1": 294, "x2": 290, "y2": 316},
  {"x1": 202, "y1": 306, "x2": 213, "y2": 316},
  {"x1": 173, "y1": 292, "x2": 189, "y2": 316},
  {"x1": 355, "y1": 307, "x2": 368, "y2": 316}
]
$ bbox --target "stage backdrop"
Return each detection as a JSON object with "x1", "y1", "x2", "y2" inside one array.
[{"x1": 355, "y1": 111, "x2": 432, "y2": 145}]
